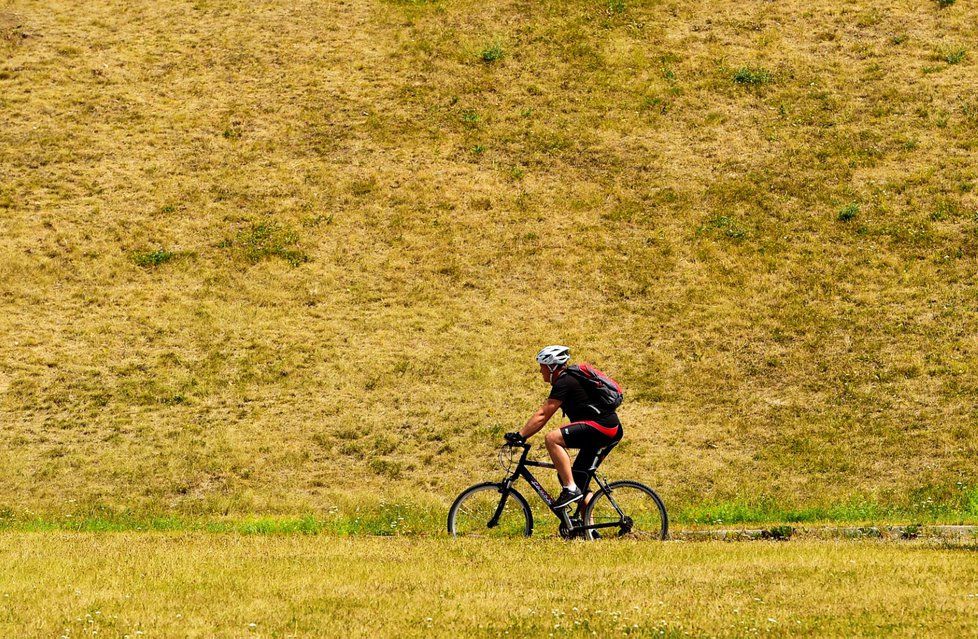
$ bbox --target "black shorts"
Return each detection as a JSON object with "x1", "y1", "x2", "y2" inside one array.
[
  {"x1": 559, "y1": 421, "x2": 623, "y2": 494},
  {"x1": 560, "y1": 421, "x2": 622, "y2": 449}
]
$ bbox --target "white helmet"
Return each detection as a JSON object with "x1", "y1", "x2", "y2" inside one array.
[{"x1": 536, "y1": 345, "x2": 570, "y2": 367}]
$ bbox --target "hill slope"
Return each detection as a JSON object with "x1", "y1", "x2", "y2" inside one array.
[{"x1": 1, "y1": 0, "x2": 976, "y2": 519}]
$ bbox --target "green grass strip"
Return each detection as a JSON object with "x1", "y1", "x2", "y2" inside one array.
[{"x1": 2, "y1": 497, "x2": 978, "y2": 535}]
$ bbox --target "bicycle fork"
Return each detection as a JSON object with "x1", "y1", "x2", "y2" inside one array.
[{"x1": 487, "y1": 481, "x2": 513, "y2": 528}]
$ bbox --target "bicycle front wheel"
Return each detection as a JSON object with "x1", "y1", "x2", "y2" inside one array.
[
  {"x1": 447, "y1": 482, "x2": 533, "y2": 538},
  {"x1": 583, "y1": 480, "x2": 668, "y2": 540}
]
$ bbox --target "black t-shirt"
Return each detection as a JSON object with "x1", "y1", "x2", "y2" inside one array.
[{"x1": 548, "y1": 372, "x2": 621, "y2": 427}]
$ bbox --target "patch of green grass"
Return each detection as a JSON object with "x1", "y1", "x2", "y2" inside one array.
[
  {"x1": 233, "y1": 516, "x2": 323, "y2": 535},
  {"x1": 936, "y1": 0, "x2": 955, "y2": 7},
  {"x1": 679, "y1": 498, "x2": 890, "y2": 525},
  {"x1": 131, "y1": 248, "x2": 176, "y2": 268},
  {"x1": 480, "y1": 42, "x2": 504, "y2": 64},
  {"x1": 223, "y1": 221, "x2": 309, "y2": 267},
  {"x1": 607, "y1": 0, "x2": 626, "y2": 14},
  {"x1": 3, "y1": 488, "x2": 978, "y2": 537},
  {"x1": 680, "y1": 486, "x2": 978, "y2": 526},
  {"x1": 640, "y1": 95, "x2": 671, "y2": 114},
  {"x1": 732, "y1": 66, "x2": 772, "y2": 86},
  {"x1": 221, "y1": 124, "x2": 241, "y2": 139},
  {"x1": 697, "y1": 215, "x2": 748, "y2": 240},
  {"x1": 938, "y1": 46, "x2": 966, "y2": 65},
  {"x1": 931, "y1": 199, "x2": 962, "y2": 221},
  {"x1": 837, "y1": 202, "x2": 859, "y2": 222}
]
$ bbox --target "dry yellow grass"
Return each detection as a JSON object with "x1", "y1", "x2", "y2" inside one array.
[
  {"x1": 1, "y1": 535, "x2": 977, "y2": 637},
  {"x1": 1, "y1": 0, "x2": 977, "y2": 519}
]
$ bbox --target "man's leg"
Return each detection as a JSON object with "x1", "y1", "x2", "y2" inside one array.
[
  {"x1": 572, "y1": 449, "x2": 599, "y2": 503},
  {"x1": 544, "y1": 429, "x2": 574, "y2": 487}
]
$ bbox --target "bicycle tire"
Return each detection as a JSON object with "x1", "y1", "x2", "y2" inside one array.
[
  {"x1": 447, "y1": 482, "x2": 534, "y2": 538},
  {"x1": 582, "y1": 480, "x2": 668, "y2": 540}
]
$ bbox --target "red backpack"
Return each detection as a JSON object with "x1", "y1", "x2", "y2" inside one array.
[{"x1": 564, "y1": 363, "x2": 624, "y2": 414}]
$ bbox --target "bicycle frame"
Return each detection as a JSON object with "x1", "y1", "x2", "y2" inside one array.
[{"x1": 488, "y1": 444, "x2": 627, "y2": 534}]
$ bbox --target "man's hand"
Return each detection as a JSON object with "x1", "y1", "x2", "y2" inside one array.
[{"x1": 504, "y1": 432, "x2": 525, "y2": 445}]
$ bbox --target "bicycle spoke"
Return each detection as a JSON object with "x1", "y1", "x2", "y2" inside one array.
[
  {"x1": 448, "y1": 484, "x2": 532, "y2": 538},
  {"x1": 584, "y1": 481, "x2": 667, "y2": 540}
]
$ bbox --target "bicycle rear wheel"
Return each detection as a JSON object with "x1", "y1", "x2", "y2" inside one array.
[
  {"x1": 583, "y1": 480, "x2": 668, "y2": 540},
  {"x1": 447, "y1": 482, "x2": 533, "y2": 538}
]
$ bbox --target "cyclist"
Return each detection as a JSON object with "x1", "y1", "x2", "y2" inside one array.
[{"x1": 505, "y1": 345, "x2": 623, "y2": 509}]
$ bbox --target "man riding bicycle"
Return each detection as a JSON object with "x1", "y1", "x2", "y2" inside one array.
[{"x1": 505, "y1": 345, "x2": 623, "y2": 510}]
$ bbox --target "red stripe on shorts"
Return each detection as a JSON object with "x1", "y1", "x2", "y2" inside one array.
[{"x1": 578, "y1": 421, "x2": 620, "y2": 437}]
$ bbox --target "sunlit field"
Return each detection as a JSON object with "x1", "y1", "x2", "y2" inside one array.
[{"x1": 0, "y1": 535, "x2": 975, "y2": 638}]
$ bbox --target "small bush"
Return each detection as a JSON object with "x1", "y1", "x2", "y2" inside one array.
[
  {"x1": 936, "y1": 0, "x2": 955, "y2": 7},
  {"x1": 132, "y1": 248, "x2": 176, "y2": 268},
  {"x1": 837, "y1": 202, "x2": 859, "y2": 222},
  {"x1": 480, "y1": 43, "x2": 504, "y2": 64},
  {"x1": 761, "y1": 525, "x2": 794, "y2": 541},
  {"x1": 901, "y1": 524, "x2": 922, "y2": 540},
  {"x1": 733, "y1": 66, "x2": 772, "y2": 86}
]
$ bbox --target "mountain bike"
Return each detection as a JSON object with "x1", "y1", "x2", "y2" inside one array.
[{"x1": 447, "y1": 441, "x2": 668, "y2": 540}]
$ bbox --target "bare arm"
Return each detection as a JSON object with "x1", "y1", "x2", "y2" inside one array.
[{"x1": 519, "y1": 399, "x2": 562, "y2": 439}]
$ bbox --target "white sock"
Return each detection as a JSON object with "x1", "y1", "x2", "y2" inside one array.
[{"x1": 564, "y1": 483, "x2": 578, "y2": 492}]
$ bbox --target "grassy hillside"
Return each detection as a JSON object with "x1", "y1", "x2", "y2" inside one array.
[{"x1": 1, "y1": 0, "x2": 976, "y2": 520}]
